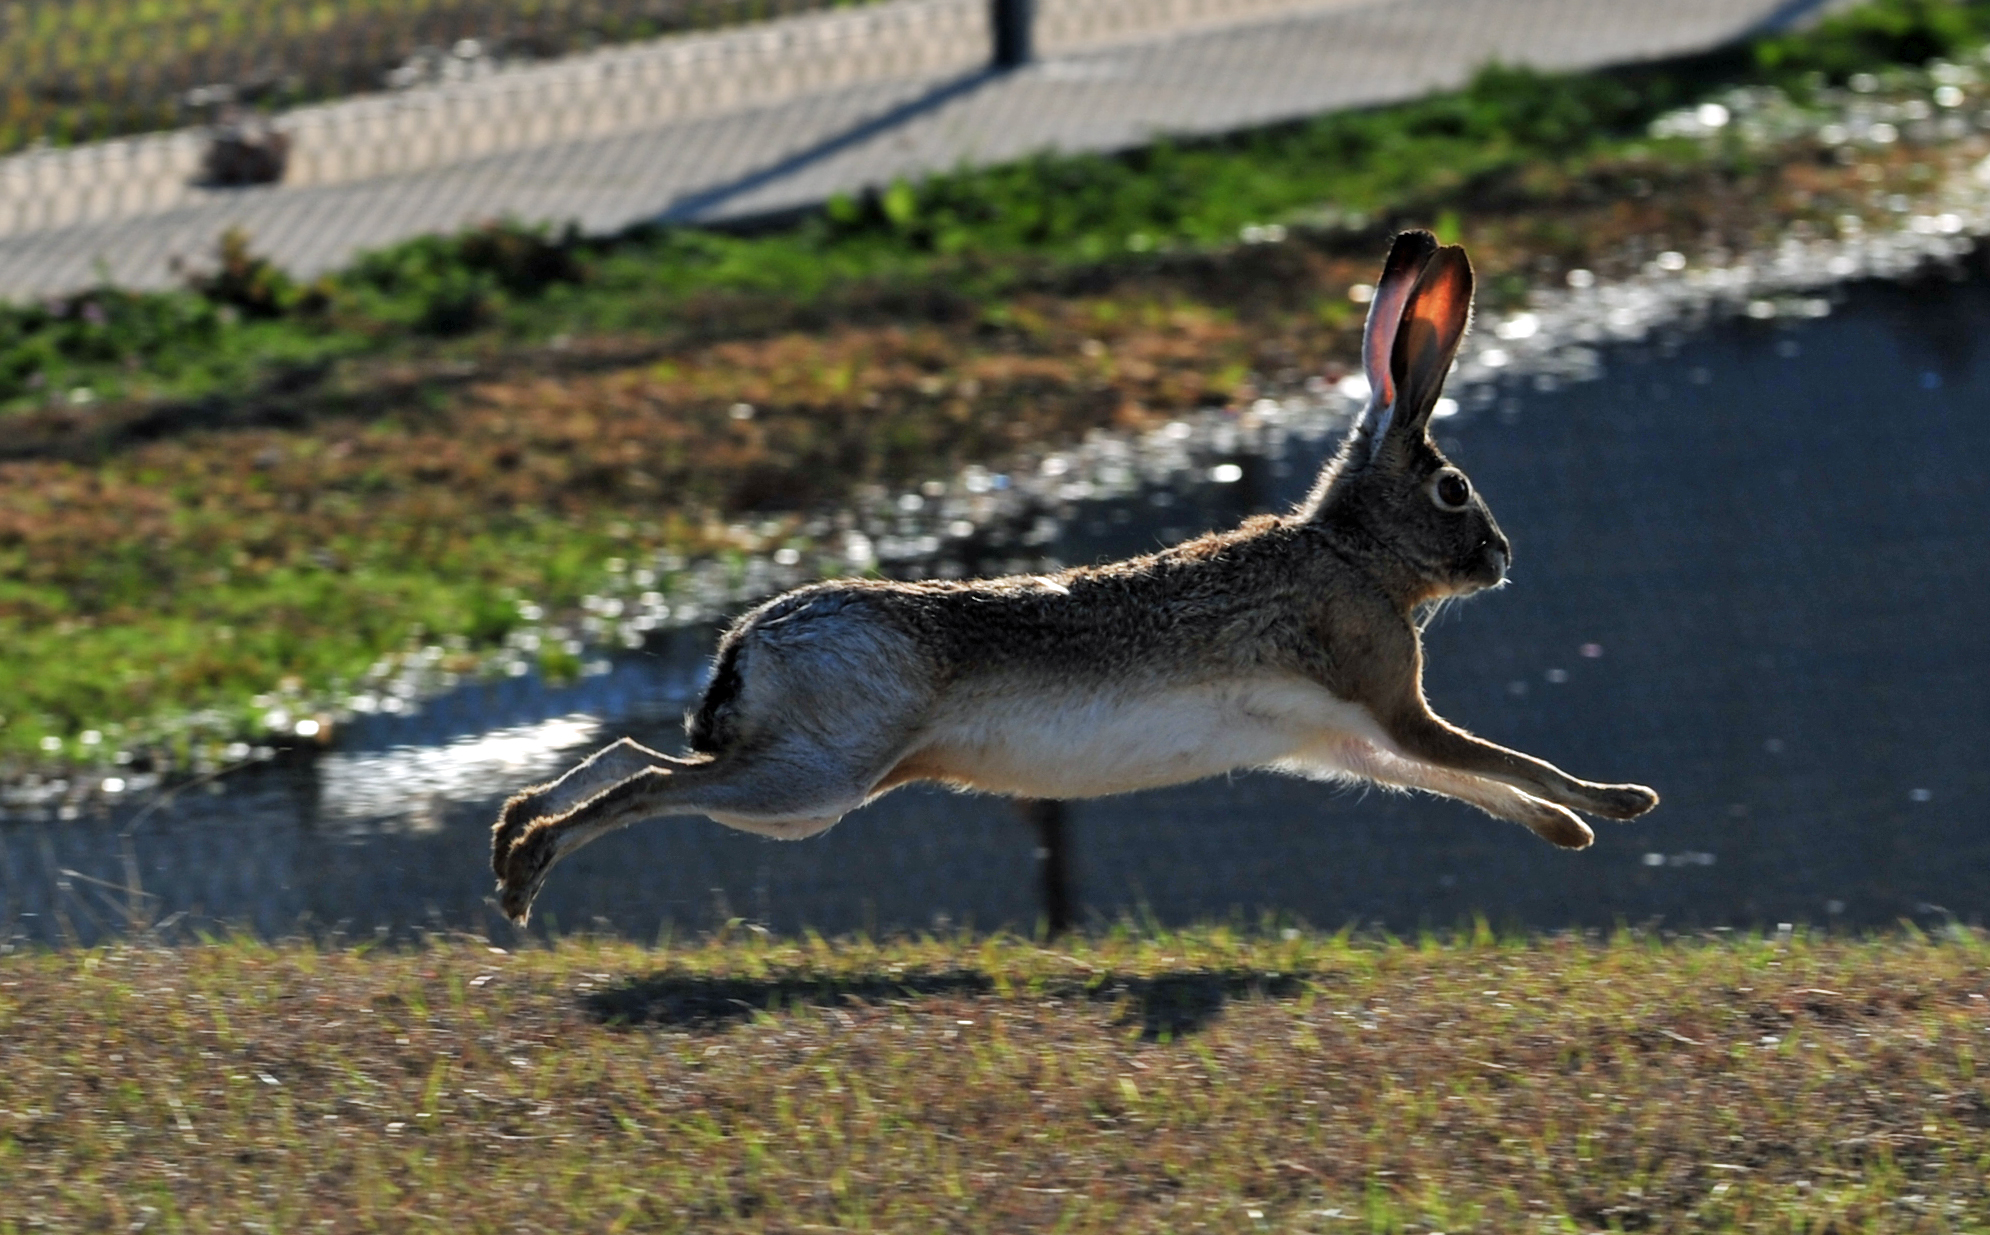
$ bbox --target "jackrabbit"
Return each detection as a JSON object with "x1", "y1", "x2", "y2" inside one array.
[{"x1": 491, "y1": 230, "x2": 1658, "y2": 924}]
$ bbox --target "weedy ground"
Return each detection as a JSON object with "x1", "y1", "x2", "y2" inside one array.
[
  {"x1": 3, "y1": 135, "x2": 1978, "y2": 769},
  {"x1": 7, "y1": 0, "x2": 1990, "y2": 765},
  {"x1": 0, "y1": 928, "x2": 1984, "y2": 1231},
  {"x1": 0, "y1": 0, "x2": 856, "y2": 153}
]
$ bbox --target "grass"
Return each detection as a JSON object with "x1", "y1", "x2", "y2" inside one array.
[
  {"x1": 2, "y1": 0, "x2": 1981, "y2": 152},
  {"x1": 0, "y1": 927, "x2": 1985, "y2": 1230},
  {"x1": 16, "y1": 0, "x2": 1990, "y2": 421},
  {"x1": 6, "y1": 0, "x2": 1990, "y2": 769},
  {"x1": 0, "y1": 0, "x2": 855, "y2": 153}
]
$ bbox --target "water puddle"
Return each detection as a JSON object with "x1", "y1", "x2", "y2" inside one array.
[{"x1": 7, "y1": 245, "x2": 1990, "y2": 945}]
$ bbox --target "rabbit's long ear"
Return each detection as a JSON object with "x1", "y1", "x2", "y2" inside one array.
[
  {"x1": 1378, "y1": 244, "x2": 1473, "y2": 460},
  {"x1": 1352, "y1": 230, "x2": 1439, "y2": 457}
]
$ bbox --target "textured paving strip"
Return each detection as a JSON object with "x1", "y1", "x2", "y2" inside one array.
[{"x1": 0, "y1": 0, "x2": 1848, "y2": 298}]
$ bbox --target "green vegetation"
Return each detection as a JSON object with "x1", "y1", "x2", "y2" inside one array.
[
  {"x1": 0, "y1": 927, "x2": 1984, "y2": 1230},
  {"x1": 11, "y1": 0, "x2": 1990, "y2": 417},
  {"x1": 3, "y1": 0, "x2": 1979, "y2": 154},
  {"x1": 6, "y1": 0, "x2": 1990, "y2": 768},
  {"x1": 0, "y1": 0, "x2": 857, "y2": 153},
  {"x1": 1757, "y1": 0, "x2": 1990, "y2": 77}
]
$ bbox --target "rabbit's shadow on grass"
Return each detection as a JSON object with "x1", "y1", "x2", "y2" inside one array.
[{"x1": 581, "y1": 968, "x2": 1306, "y2": 1041}]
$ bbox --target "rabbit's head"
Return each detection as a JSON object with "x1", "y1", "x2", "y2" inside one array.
[{"x1": 1310, "y1": 230, "x2": 1510, "y2": 602}]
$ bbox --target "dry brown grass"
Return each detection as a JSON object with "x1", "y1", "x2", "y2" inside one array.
[
  {"x1": 1, "y1": 137, "x2": 1966, "y2": 763},
  {"x1": 0, "y1": 928, "x2": 1985, "y2": 1231}
]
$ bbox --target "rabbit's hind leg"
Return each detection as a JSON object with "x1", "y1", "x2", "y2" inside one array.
[
  {"x1": 491, "y1": 737, "x2": 698, "y2": 878},
  {"x1": 494, "y1": 739, "x2": 884, "y2": 924}
]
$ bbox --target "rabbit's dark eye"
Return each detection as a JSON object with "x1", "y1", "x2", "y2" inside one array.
[{"x1": 1433, "y1": 471, "x2": 1472, "y2": 511}]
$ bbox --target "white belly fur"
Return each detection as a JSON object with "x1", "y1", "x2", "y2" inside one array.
[{"x1": 910, "y1": 675, "x2": 1390, "y2": 798}]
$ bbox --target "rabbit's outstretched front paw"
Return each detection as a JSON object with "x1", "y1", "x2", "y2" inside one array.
[
  {"x1": 1588, "y1": 783, "x2": 1659, "y2": 821},
  {"x1": 1520, "y1": 799, "x2": 1594, "y2": 849}
]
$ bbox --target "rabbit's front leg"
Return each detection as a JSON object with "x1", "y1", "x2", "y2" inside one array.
[{"x1": 1374, "y1": 699, "x2": 1658, "y2": 822}]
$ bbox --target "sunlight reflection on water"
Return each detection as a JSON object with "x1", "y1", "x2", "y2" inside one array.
[
  {"x1": 316, "y1": 713, "x2": 602, "y2": 827},
  {"x1": 7, "y1": 230, "x2": 1990, "y2": 945}
]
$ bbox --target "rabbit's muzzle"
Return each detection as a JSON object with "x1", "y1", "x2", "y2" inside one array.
[{"x1": 1467, "y1": 532, "x2": 1512, "y2": 592}]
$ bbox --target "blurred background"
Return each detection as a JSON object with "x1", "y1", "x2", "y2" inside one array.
[{"x1": 1, "y1": 0, "x2": 1986, "y2": 944}]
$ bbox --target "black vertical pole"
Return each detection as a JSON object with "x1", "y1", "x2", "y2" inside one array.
[
  {"x1": 991, "y1": 0, "x2": 1032, "y2": 69},
  {"x1": 1019, "y1": 798, "x2": 1072, "y2": 936}
]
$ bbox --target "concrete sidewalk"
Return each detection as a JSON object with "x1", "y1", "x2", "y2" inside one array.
[{"x1": 0, "y1": 0, "x2": 1842, "y2": 299}]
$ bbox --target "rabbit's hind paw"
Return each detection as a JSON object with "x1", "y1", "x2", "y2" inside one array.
[{"x1": 491, "y1": 783, "x2": 554, "y2": 879}]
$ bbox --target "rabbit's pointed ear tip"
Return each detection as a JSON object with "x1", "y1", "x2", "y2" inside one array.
[
  {"x1": 1388, "y1": 229, "x2": 1439, "y2": 258},
  {"x1": 1415, "y1": 245, "x2": 1476, "y2": 300}
]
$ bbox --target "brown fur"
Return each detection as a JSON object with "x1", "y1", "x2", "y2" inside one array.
[{"x1": 489, "y1": 232, "x2": 1658, "y2": 924}]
